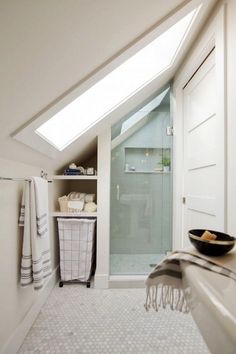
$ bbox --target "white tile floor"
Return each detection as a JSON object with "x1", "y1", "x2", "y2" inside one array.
[{"x1": 18, "y1": 284, "x2": 210, "y2": 354}]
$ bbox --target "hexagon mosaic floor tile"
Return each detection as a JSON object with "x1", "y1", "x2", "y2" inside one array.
[{"x1": 18, "y1": 284, "x2": 210, "y2": 354}]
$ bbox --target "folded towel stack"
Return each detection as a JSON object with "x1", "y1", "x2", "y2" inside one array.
[
  {"x1": 68, "y1": 192, "x2": 86, "y2": 200},
  {"x1": 63, "y1": 163, "x2": 95, "y2": 175},
  {"x1": 58, "y1": 192, "x2": 97, "y2": 213},
  {"x1": 64, "y1": 168, "x2": 84, "y2": 175}
]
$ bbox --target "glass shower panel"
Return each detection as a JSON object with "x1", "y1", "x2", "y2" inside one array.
[{"x1": 110, "y1": 87, "x2": 172, "y2": 275}]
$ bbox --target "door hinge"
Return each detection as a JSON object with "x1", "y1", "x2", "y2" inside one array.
[
  {"x1": 182, "y1": 197, "x2": 186, "y2": 204},
  {"x1": 166, "y1": 126, "x2": 174, "y2": 136}
]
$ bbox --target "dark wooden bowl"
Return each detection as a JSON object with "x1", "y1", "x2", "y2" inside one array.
[{"x1": 188, "y1": 229, "x2": 235, "y2": 256}]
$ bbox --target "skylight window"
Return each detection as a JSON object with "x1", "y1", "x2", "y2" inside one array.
[
  {"x1": 36, "y1": 7, "x2": 199, "y2": 151},
  {"x1": 120, "y1": 87, "x2": 170, "y2": 135},
  {"x1": 111, "y1": 87, "x2": 170, "y2": 150}
]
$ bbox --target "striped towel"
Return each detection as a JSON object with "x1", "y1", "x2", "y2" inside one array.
[
  {"x1": 145, "y1": 250, "x2": 236, "y2": 313},
  {"x1": 19, "y1": 177, "x2": 49, "y2": 238},
  {"x1": 19, "y1": 177, "x2": 52, "y2": 290}
]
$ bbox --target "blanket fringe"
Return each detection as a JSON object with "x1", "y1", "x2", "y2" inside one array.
[{"x1": 144, "y1": 285, "x2": 189, "y2": 313}]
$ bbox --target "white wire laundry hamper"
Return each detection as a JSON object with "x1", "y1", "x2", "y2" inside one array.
[{"x1": 57, "y1": 218, "x2": 96, "y2": 288}]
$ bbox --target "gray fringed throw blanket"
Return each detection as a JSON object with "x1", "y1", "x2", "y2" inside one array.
[{"x1": 145, "y1": 250, "x2": 236, "y2": 313}]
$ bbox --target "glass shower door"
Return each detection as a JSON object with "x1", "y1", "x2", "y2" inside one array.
[{"x1": 110, "y1": 87, "x2": 172, "y2": 275}]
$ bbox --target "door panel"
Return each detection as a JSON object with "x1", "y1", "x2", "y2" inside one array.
[
  {"x1": 183, "y1": 49, "x2": 225, "y2": 245},
  {"x1": 187, "y1": 66, "x2": 216, "y2": 131},
  {"x1": 187, "y1": 115, "x2": 216, "y2": 169},
  {"x1": 187, "y1": 165, "x2": 217, "y2": 197},
  {"x1": 188, "y1": 209, "x2": 217, "y2": 230},
  {"x1": 187, "y1": 196, "x2": 216, "y2": 216}
]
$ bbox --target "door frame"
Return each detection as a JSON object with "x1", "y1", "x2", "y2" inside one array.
[{"x1": 172, "y1": 4, "x2": 226, "y2": 249}]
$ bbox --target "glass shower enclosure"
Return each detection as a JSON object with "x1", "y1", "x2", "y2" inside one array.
[{"x1": 110, "y1": 86, "x2": 172, "y2": 275}]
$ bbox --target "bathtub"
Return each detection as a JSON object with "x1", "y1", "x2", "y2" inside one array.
[{"x1": 182, "y1": 261, "x2": 236, "y2": 354}]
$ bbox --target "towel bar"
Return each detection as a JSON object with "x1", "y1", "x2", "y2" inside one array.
[{"x1": 0, "y1": 176, "x2": 52, "y2": 183}]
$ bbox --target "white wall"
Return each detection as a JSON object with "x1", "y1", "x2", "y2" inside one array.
[
  {"x1": 95, "y1": 128, "x2": 111, "y2": 288},
  {"x1": 173, "y1": 0, "x2": 236, "y2": 245},
  {"x1": 0, "y1": 158, "x2": 61, "y2": 354}
]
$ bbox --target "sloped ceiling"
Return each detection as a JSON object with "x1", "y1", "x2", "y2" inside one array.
[{"x1": 0, "y1": 0, "x2": 217, "y2": 172}]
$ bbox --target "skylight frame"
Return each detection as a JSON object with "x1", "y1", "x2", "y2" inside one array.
[
  {"x1": 35, "y1": 7, "x2": 199, "y2": 151},
  {"x1": 13, "y1": 1, "x2": 204, "y2": 158}
]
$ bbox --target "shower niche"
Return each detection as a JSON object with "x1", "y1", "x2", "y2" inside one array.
[{"x1": 124, "y1": 147, "x2": 171, "y2": 173}]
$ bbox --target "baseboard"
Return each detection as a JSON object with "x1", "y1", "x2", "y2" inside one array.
[
  {"x1": 94, "y1": 273, "x2": 109, "y2": 288},
  {"x1": 1, "y1": 266, "x2": 59, "y2": 354}
]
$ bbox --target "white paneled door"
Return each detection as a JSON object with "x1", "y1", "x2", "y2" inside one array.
[{"x1": 183, "y1": 49, "x2": 225, "y2": 245}]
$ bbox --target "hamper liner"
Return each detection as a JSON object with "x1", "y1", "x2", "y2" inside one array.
[{"x1": 57, "y1": 218, "x2": 96, "y2": 283}]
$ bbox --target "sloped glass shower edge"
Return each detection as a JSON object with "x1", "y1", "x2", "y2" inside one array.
[{"x1": 110, "y1": 86, "x2": 172, "y2": 275}]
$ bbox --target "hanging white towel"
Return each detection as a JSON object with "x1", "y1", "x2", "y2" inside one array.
[
  {"x1": 34, "y1": 177, "x2": 49, "y2": 238},
  {"x1": 19, "y1": 177, "x2": 51, "y2": 290}
]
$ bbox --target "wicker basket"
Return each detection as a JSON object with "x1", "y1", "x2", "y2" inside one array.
[
  {"x1": 58, "y1": 197, "x2": 68, "y2": 212},
  {"x1": 58, "y1": 196, "x2": 84, "y2": 212}
]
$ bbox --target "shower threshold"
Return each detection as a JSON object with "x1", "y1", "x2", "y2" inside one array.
[{"x1": 109, "y1": 274, "x2": 147, "y2": 288}]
